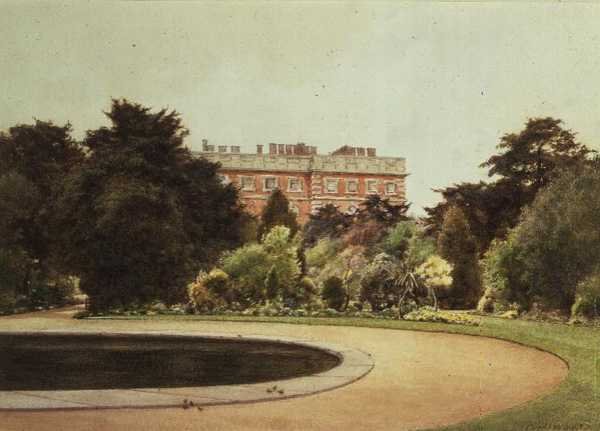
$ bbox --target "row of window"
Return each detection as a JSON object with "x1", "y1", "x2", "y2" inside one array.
[
  {"x1": 323, "y1": 178, "x2": 398, "y2": 195},
  {"x1": 221, "y1": 175, "x2": 399, "y2": 195}
]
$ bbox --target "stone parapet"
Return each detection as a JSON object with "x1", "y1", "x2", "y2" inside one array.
[{"x1": 194, "y1": 151, "x2": 406, "y2": 177}]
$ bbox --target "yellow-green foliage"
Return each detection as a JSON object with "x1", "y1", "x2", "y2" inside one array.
[
  {"x1": 314, "y1": 245, "x2": 367, "y2": 299},
  {"x1": 571, "y1": 273, "x2": 600, "y2": 319},
  {"x1": 403, "y1": 306, "x2": 480, "y2": 326},
  {"x1": 221, "y1": 226, "x2": 301, "y2": 306},
  {"x1": 187, "y1": 271, "x2": 221, "y2": 311},
  {"x1": 416, "y1": 255, "x2": 453, "y2": 291},
  {"x1": 305, "y1": 238, "x2": 342, "y2": 274}
]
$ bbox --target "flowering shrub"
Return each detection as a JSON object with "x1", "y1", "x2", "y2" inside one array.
[
  {"x1": 415, "y1": 255, "x2": 453, "y2": 292},
  {"x1": 403, "y1": 306, "x2": 480, "y2": 326},
  {"x1": 187, "y1": 272, "x2": 223, "y2": 312}
]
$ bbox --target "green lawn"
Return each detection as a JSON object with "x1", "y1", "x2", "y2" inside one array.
[{"x1": 95, "y1": 314, "x2": 600, "y2": 431}]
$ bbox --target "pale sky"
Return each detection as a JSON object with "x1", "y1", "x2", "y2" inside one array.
[{"x1": 2, "y1": 1, "x2": 600, "y2": 214}]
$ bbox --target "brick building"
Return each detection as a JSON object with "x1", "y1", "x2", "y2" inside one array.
[{"x1": 195, "y1": 140, "x2": 407, "y2": 223}]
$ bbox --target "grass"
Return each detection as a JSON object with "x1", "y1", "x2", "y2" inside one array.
[{"x1": 92, "y1": 313, "x2": 600, "y2": 431}]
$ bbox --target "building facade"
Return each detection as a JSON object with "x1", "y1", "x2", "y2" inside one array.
[{"x1": 195, "y1": 140, "x2": 407, "y2": 223}]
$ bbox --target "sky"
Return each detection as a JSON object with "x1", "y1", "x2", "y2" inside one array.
[{"x1": 2, "y1": 1, "x2": 600, "y2": 214}]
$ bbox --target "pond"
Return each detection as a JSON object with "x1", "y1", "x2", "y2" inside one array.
[{"x1": 0, "y1": 333, "x2": 340, "y2": 391}]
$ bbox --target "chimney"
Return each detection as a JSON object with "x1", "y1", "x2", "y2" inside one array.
[
  {"x1": 356, "y1": 147, "x2": 366, "y2": 156},
  {"x1": 366, "y1": 147, "x2": 376, "y2": 157},
  {"x1": 285, "y1": 144, "x2": 293, "y2": 155},
  {"x1": 257, "y1": 144, "x2": 263, "y2": 154},
  {"x1": 278, "y1": 144, "x2": 285, "y2": 155},
  {"x1": 269, "y1": 143, "x2": 277, "y2": 154},
  {"x1": 218, "y1": 145, "x2": 227, "y2": 153},
  {"x1": 202, "y1": 139, "x2": 209, "y2": 152},
  {"x1": 310, "y1": 146, "x2": 317, "y2": 154},
  {"x1": 206, "y1": 144, "x2": 214, "y2": 152},
  {"x1": 230, "y1": 146, "x2": 240, "y2": 153}
]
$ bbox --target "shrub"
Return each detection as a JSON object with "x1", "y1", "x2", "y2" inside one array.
[
  {"x1": 286, "y1": 276, "x2": 317, "y2": 308},
  {"x1": 222, "y1": 243, "x2": 272, "y2": 306},
  {"x1": 359, "y1": 253, "x2": 396, "y2": 311},
  {"x1": 378, "y1": 221, "x2": 435, "y2": 266},
  {"x1": 314, "y1": 245, "x2": 367, "y2": 303},
  {"x1": 321, "y1": 276, "x2": 346, "y2": 311},
  {"x1": 343, "y1": 220, "x2": 386, "y2": 249},
  {"x1": 72, "y1": 310, "x2": 91, "y2": 319},
  {"x1": 305, "y1": 238, "x2": 342, "y2": 273},
  {"x1": 438, "y1": 206, "x2": 482, "y2": 309},
  {"x1": 403, "y1": 306, "x2": 480, "y2": 326},
  {"x1": 416, "y1": 255, "x2": 453, "y2": 291},
  {"x1": 571, "y1": 273, "x2": 600, "y2": 319},
  {"x1": 262, "y1": 226, "x2": 301, "y2": 303},
  {"x1": 221, "y1": 226, "x2": 300, "y2": 308},
  {"x1": 204, "y1": 269, "x2": 230, "y2": 300},
  {"x1": 477, "y1": 238, "x2": 521, "y2": 312},
  {"x1": 490, "y1": 164, "x2": 600, "y2": 312},
  {"x1": 187, "y1": 272, "x2": 220, "y2": 312},
  {"x1": 379, "y1": 221, "x2": 415, "y2": 258}
]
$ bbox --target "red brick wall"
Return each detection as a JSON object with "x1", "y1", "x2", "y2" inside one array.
[{"x1": 219, "y1": 168, "x2": 405, "y2": 224}]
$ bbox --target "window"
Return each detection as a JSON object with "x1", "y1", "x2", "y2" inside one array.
[
  {"x1": 263, "y1": 176, "x2": 278, "y2": 191},
  {"x1": 288, "y1": 177, "x2": 303, "y2": 192},
  {"x1": 366, "y1": 179, "x2": 378, "y2": 194},
  {"x1": 325, "y1": 178, "x2": 339, "y2": 193},
  {"x1": 345, "y1": 179, "x2": 358, "y2": 194},
  {"x1": 240, "y1": 176, "x2": 255, "y2": 191},
  {"x1": 385, "y1": 182, "x2": 398, "y2": 195}
]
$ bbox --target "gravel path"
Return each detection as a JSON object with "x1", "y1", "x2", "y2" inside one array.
[{"x1": 0, "y1": 309, "x2": 567, "y2": 431}]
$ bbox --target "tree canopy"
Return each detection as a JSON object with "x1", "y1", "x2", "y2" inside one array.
[
  {"x1": 425, "y1": 117, "x2": 593, "y2": 253},
  {"x1": 53, "y1": 99, "x2": 245, "y2": 311},
  {"x1": 485, "y1": 162, "x2": 600, "y2": 312},
  {"x1": 0, "y1": 121, "x2": 83, "y2": 309}
]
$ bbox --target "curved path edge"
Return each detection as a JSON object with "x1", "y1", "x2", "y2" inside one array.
[{"x1": 0, "y1": 329, "x2": 374, "y2": 411}]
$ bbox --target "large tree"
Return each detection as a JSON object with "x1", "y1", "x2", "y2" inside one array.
[
  {"x1": 485, "y1": 161, "x2": 600, "y2": 313},
  {"x1": 480, "y1": 117, "x2": 591, "y2": 195},
  {"x1": 54, "y1": 100, "x2": 245, "y2": 311},
  {"x1": 425, "y1": 117, "x2": 593, "y2": 253},
  {"x1": 0, "y1": 121, "x2": 83, "y2": 302}
]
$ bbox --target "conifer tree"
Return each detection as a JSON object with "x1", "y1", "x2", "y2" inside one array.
[
  {"x1": 258, "y1": 189, "x2": 299, "y2": 239},
  {"x1": 437, "y1": 206, "x2": 481, "y2": 308}
]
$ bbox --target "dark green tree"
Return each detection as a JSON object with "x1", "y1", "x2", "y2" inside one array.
[
  {"x1": 321, "y1": 275, "x2": 346, "y2": 311},
  {"x1": 0, "y1": 121, "x2": 83, "y2": 305},
  {"x1": 357, "y1": 195, "x2": 410, "y2": 227},
  {"x1": 437, "y1": 206, "x2": 481, "y2": 309},
  {"x1": 425, "y1": 180, "x2": 525, "y2": 253},
  {"x1": 258, "y1": 188, "x2": 299, "y2": 239},
  {"x1": 302, "y1": 203, "x2": 350, "y2": 247},
  {"x1": 425, "y1": 117, "x2": 593, "y2": 253},
  {"x1": 480, "y1": 117, "x2": 591, "y2": 196},
  {"x1": 54, "y1": 100, "x2": 245, "y2": 311},
  {"x1": 493, "y1": 162, "x2": 600, "y2": 312},
  {"x1": 264, "y1": 266, "x2": 279, "y2": 301}
]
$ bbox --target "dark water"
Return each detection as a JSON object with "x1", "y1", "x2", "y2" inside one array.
[{"x1": 0, "y1": 333, "x2": 339, "y2": 391}]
